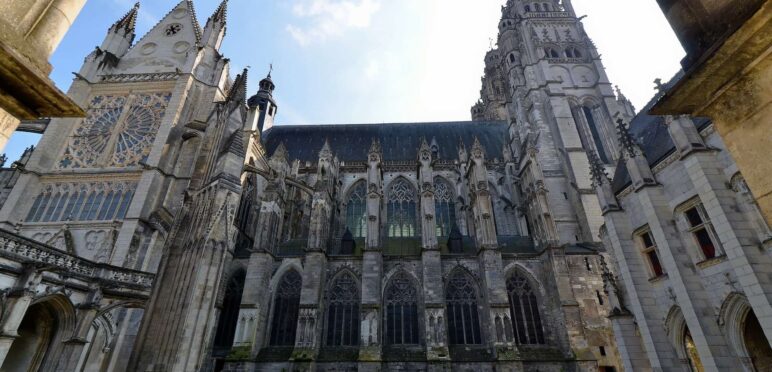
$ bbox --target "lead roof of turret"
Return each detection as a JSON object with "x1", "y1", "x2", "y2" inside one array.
[
  {"x1": 262, "y1": 121, "x2": 508, "y2": 163},
  {"x1": 611, "y1": 72, "x2": 711, "y2": 194}
]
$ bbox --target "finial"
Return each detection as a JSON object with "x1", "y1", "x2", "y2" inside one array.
[
  {"x1": 268, "y1": 63, "x2": 273, "y2": 78},
  {"x1": 586, "y1": 150, "x2": 609, "y2": 185},
  {"x1": 111, "y1": 2, "x2": 140, "y2": 33},
  {"x1": 616, "y1": 117, "x2": 638, "y2": 158},
  {"x1": 653, "y1": 78, "x2": 665, "y2": 92}
]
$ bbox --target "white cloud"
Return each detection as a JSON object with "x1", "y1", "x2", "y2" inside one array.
[{"x1": 285, "y1": 0, "x2": 381, "y2": 46}]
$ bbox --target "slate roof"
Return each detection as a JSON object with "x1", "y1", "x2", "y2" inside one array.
[
  {"x1": 262, "y1": 121, "x2": 509, "y2": 163},
  {"x1": 611, "y1": 73, "x2": 712, "y2": 194}
]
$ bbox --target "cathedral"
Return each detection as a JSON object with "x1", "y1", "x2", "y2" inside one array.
[{"x1": 0, "y1": 0, "x2": 768, "y2": 371}]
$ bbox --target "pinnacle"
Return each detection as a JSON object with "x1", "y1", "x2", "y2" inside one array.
[
  {"x1": 111, "y1": 2, "x2": 140, "y2": 34},
  {"x1": 209, "y1": 0, "x2": 228, "y2": 24},
  {"x1": 228, "y1": 68, "x2": 249, "y2": 104}
]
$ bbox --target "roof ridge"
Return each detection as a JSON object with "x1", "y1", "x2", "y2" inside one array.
[{"x1": 267, "y1": 120, "x2": 508, "y2": 129}]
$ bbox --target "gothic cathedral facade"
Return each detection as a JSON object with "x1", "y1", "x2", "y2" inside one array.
[{"x1": 0, "y1": 0, "x2": 701, "y2": 371}]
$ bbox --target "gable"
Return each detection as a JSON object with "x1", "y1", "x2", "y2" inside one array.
[{"x1": 116, "y1": 1, "x2": 202, "y2": 74}]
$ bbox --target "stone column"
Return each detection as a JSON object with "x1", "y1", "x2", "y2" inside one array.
[
  {"x1": 237, "y1": 252, "x2": 273, "y2": 357},
  {"x1": 0, "y1": 264, "x2": 43, "y2": 366}
]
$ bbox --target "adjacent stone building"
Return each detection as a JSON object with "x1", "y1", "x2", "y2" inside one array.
[
  {"x1": 592, "y1": 73, "x2": 772, "y2": 372},
  {"x1": 9, "y1": 0, "x2": 769, "y2": 371}
]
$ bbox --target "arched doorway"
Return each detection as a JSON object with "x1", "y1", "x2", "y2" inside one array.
[
  {"x1": 743, "y1": 309, "x2": 772, "y2": 370},
  {"x1": 1, "y1": 300, "x2": 64, "y2": 372}
]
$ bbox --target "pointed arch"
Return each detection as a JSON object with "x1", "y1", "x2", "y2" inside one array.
[
  {"x1": 505, "y1": 268, "x2": 546, "y2": 345},
  {"x1": 386, "y1": 177, "x2": 418, "y2": 238},
  {"x1": 325, "y1": 270, "x2": 360, "y2": 346},
  {"x1": 1, "y1": 294, "x2": 76, "y2": 372},
  {"x1": 269, "y1": 269, "x2": 302, "y2": 346},
  {"x1": 344, "y1": 180, "x2": 367, "y2": 238},
  {"x1": 434, "y1": 176, "x2": 457, "y2": 237},
  {"x1": 445, "y1": 268, "x2": 482, "y2": 345},
  {"x1": 383, "y1": 270, "x2": 420, "y2": 345},
  {"x1": 213, "y1": 269, "x2": 246, "y2": 354},
  {"x1": 665, "y1": 306, "x2": 705, "y2": 371}
]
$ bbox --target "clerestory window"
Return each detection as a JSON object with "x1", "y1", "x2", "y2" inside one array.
[{"x1": 387, "y1": 178, "x2": 418, "y2": 238}]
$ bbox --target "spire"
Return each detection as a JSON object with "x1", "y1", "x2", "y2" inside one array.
[
  {"x1": 110, "y1": 2, "x2": 140, "y2": 34},
  {"x1": 616, "y1": 118, "x2": 639, "y2": 159},
  {"x1": 227, "y1": 68, "x2": 248, "y2": 104},
  {"x1": 208, "y1": 0, "x2": 228, "y2": 24},
  {"x1": 319, "y1": 138, "x2": 332, "y2": 159},
  {"x1": 258, "y1": 65, "x2": 275, "y2": 96}
]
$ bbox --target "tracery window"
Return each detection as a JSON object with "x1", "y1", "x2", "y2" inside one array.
[
  {"x1": 506, "y1": 272, "x2": 545, "y2": 345},
  {"x1": 25, "y1": 181, "x2": 136, "y2": 223},
  {"x1": 325, "y1": 273, "x2": 360, "y2": 346},
  {"x1": 385, "y1": 272, "x2": 420, "y2": 345},
  {"x1": 434, "y1": 177, "x2": 457, "y2": 237},
  {"x1": 387, "y1": 178, "x2": 418, "y2": 238},
  {"x1": 269, "y1": 270, "x2": 302, "y2": 346},
  {"x1": 345, "y1": 181, "x2": 367, "y2": 238},
  {"x1": 446, "y1": 271, "x2": 482, "y2": 345},
  {"x1": 59, "y1": 93, "x2": 172, "y2": 169}
]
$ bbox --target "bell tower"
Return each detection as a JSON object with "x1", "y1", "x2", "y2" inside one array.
[{"x1": 475, "y1": 0, "x2": 630, "y2": 245}]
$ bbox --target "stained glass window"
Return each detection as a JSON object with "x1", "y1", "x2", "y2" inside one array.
[
  {"x1": 434, "y1": 177, "x2": 456, "y2": 237},
  {"x1": 385, "y1": 272, "x2": 420, "y2": 345},
  {"x1": 59, "y1": 93, "x2": 171, "y2": 169},
  {"x1": 325, "y1": 272, "x2": 360, "y2": 346},
  {"x1": 506, "y1": 272, "x2": 545, "y2": 345},
  {"x1": 446, "y1": 271, "x2": 482, "y2": 345},
  {"x1": 270, "y1": 270, "x2": 302, "y2": 346},
  {"x1": 345, "y1": 181, "x2": 367, "y2": 238},
  {"x1": 24, "y1": 182, "x2": 136, "y2": 223},
  {"x1": 387, "y1": 178, "x2": 417, "y2": 238}
]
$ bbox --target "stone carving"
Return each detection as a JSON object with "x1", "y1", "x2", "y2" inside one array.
[{"x1": 361, "y1": 309, "x2": 379, "y2": 346}]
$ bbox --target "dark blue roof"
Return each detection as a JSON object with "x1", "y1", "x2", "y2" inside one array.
[
  {"x1": 262, "y1": 121, "x2": 509, "y2": 163},
  {"x1": 611, "y1": 73, "x2": 712, "y2": 193}
]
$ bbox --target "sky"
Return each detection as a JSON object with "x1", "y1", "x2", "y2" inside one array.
[{"x1": 4, "y1": 0, "x2": 685, "y2": 163}]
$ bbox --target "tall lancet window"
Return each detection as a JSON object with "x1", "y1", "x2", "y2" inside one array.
[
  {"x1": 385, "y1": 272, "x2": 420, "y2": 345},
  {"x1": 434, "y1": 177, "x2": 457, "y2": 237},
  {"x1": 213, "y1": 270, "x2": 246, "y2": 353},
  {"x1": 387, "y1": 178, "x2": 418, "y2": 238},
  {"x1": 345, "y1": 181, "x2": 367, "y2": 238},
  {"x1": 269, "y1": 270, "x2": 302, "y2": 346},
  {"x1": 506, "y1": 272, "x2": 546, "y2": 345},
  {"x1": 446, "y1": 270, "x2": 482, "y2": 345},
  {"x1": 325, "y1": 272, "x2": 360, "y2": 346},
  {"x1": 582, "y1": 106, "x2": 609, "y2": 163}
]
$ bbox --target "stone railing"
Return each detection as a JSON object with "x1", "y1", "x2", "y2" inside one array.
[{"x1": 0, "y1": 229, "x2": 154, "y2": 290}]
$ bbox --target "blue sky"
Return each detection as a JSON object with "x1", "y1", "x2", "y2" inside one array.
[{"x1": 4, "y1": 0, "x2": 684, "y2": 163}]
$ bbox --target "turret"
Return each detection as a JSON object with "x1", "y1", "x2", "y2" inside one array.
[
  {"x1": 202, "y1": 0, "x2": 227, "y2": 50},
  {"x1": 247, "y1": 68, "x2": 278, "y2": 134}
]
